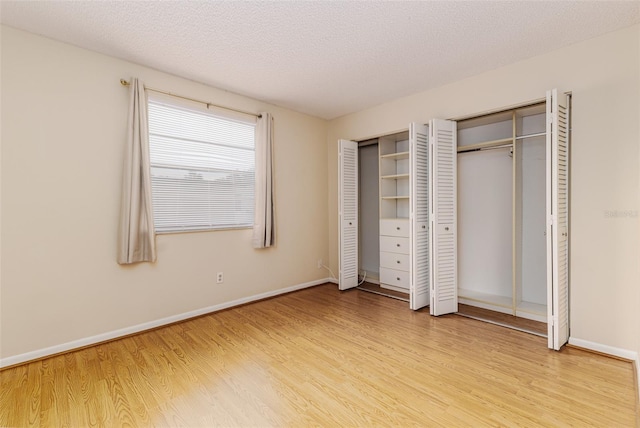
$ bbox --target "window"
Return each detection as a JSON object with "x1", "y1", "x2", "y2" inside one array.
[{"x1": 147, "y1": 95, "x2": 256, "y2": 233}]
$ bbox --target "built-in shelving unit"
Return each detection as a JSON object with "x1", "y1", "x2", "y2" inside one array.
[{"x1": 379, "y1": 132, "x2": 411, "y2": 293}]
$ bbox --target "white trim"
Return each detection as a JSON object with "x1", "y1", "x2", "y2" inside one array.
[
  {"x1": 636, "y1": 357, "x2": 640, "y2": 405},
  {"x1": 568, "y1": 337, "x2": 639, "y2": 361},
  {"x1": 0, "y1": 278, "x2": 330, "y2": 369}
]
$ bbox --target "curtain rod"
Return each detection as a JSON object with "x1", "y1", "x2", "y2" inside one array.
[{"x1": 119, "y1": 79, "x2": 261, "y2": 118}]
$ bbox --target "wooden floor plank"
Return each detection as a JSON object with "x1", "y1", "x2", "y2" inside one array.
[{"x1": 1, "y1": 283, "x2": 637, "y2": 426}]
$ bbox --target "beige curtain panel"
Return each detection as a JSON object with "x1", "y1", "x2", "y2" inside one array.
[
  {"x1": 252, "y1": 112, "x2": 276, "y2": 249},
  {"x1": 117, "y1": 78, "x2": 157, "y2": 264}
]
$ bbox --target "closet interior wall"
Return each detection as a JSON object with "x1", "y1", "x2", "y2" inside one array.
[
  {"x1": 358, "y1": 141, "x2": 380, "y2": 283},
  {"x1": 457, "y1": 103, "x2": 548, "y2": 322}
]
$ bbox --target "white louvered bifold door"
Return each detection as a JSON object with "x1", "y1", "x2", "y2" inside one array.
[
  {"x1": 410, "y1": 123, "x2": 430, "y2": 310},
  {"x1": 339, "y1": 139, "x2": 359, "y2": 290},
  {"x1": 429, "y1": 119, "x2": 458, "y2": 316},
  {"x1": 546, "y1": 89, "x2": 570, "y2": 350}
]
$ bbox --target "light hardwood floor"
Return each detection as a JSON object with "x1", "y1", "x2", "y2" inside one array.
[{"x1": 1, "y1": 283, "x2": 638, "y2": 427}]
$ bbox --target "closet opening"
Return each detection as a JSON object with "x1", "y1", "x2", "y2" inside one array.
[
  {"x1": 455, "y1": 99, "x2": 569, "y2": 337},
  {"x1": 356, "y1": 134, "x2": 410, "y2": 303},
  {"x1": 339, "y1": 123, "x2": 431, "y2": 311}
]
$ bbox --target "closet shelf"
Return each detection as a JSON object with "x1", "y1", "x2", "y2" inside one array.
[
  {"x1": 380, "y1": 151, "x2": 409, "y2": 160},
  {"x1": 516, "y1": 300, "x2": 546, "y2": 316},
  {"x1": 381, "y1": 195, "x2": 409, "y2": 200},
  {"x1": 381, "y1": 173, "x2": 410, "y2": 180},
  {"x1": 458, "y1": 289, "x2": 512, "y2": 309},
  {"x1": 458, "y1": 292, "x2": 547, "y2": 323}
]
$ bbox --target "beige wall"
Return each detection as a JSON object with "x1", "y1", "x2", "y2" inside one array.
[
  {"x1": 0, "y1": 26, "x2": 329, "y2": 360},
  {"x1": 637, "y1": 25, "x2": 640, "y2": 388},
  {"x1": 328, "y1": 25, "x2": 640, "y2": 354}
]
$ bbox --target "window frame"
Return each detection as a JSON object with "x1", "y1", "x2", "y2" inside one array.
[{"x1": 146, "y1": 93, "x2": 257, "y2": 234}]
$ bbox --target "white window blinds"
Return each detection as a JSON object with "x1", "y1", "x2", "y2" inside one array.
[{"x1": 147, "y1": 96, "x2": 256, "y2": 233}]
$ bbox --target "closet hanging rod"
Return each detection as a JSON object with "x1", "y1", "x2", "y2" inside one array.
[
  {"x1": 119, "y1": 79, "x2": 261, "y2": 118},
  {"x1": 457, "y1": 137, "x2": 512, "y2": 153},
  {"x1": 515, "y1": 131, "x2": 546, "y2": 140},
  {"x1": 457, "y1": 132, "x2": 547, "y2": 153},
  {"x1": 458, "y1": 143, "x2": 513, "y2": 154}
]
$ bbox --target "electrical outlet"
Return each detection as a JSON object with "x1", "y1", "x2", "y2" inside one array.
[
  {"x1": 317, "y1": 259, "x2": 323, "y2": 269},
  {"x1": 216, "y1": 272, "x2": 224, "y2": 284}
]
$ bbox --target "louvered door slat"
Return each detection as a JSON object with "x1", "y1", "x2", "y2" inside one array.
[
  {"x1": 410, "y1": 123, "x2": 430, "y2": 310},
  {"x1": 339, "y1": 139, "x2": 359, "y2": 290},
  {"x1": 430, "y1": 119, "x2": 458, "y2": 316},
  {"x1": 546, "y1": 89, "x2": 570, "y2": 350}
]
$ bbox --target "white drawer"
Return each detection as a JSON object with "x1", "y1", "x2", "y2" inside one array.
[
  {"x1": 380, "y1": 236, "x2": 410, "y2": 254},
  {"x1": 380, "y1": 267, "x2": 410, "y2": 289},
  {"x1": 380, "y1": 251, "x2": 409, "y2": 271},
  {"x1": 380, "y1": 219, "x2": 409, "y2": 237}
]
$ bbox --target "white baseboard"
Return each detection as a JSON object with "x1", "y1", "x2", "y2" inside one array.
[
  {"x1": 0, "y1": 278, "x2": 331, "y2": 369},
  {"x1": 568, "y1": 337, "x2": 639, "y2": 361}
]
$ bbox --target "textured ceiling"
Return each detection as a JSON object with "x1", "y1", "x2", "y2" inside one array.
[{"x1": 1, "y1": 1, "x2": 639, "y2": 119}]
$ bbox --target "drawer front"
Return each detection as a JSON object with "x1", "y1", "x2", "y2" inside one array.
[
  {"x1": 380, "y1": 267, "x2": 410, "y2": 289},
  {"x1": 380, "y1": 251, "x2": 410, "y2": 271},
  {"x1": 380, "y1": 236, "x2": 410, "y2": 254},
  {"x1": 380, "y1": 219, "x2": 409, "y2": 237}
]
